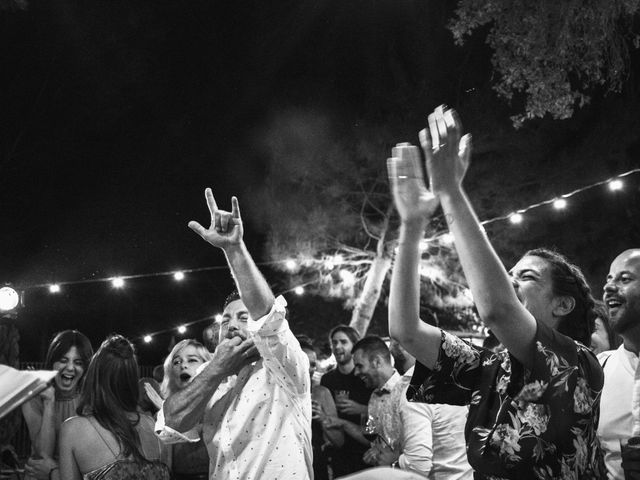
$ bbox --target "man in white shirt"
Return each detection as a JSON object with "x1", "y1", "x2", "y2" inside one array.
[
  {"x1": 349, "y1": 336, "x2": 472, "y2": 479},
  {"x1": 599, "y1": 248, "x2": 640, "y2": 480},
  {"x1": 158, "y1": 189, "x2": 312, "y2": 480}
]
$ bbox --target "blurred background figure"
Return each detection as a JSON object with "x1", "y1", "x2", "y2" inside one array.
[
  {"x1": 297, "y1": 335, "x2": 344, "y2": 480},
  {"x1": 591, "y1": 300, "x2": 622, "y2": 355},
  {"x1": 201, "y1": 322, "x2": 220, "y2": 353},
  {"x1": 21, "y1": 330, "x2": 93, "y2": 480}
]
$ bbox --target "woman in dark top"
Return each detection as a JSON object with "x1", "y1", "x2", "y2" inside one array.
[{"x1": 387, "y1": 106, "x2": 605, "y2": 479}]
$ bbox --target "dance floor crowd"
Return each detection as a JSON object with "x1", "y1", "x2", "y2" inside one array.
[{"x1": 8, "y1": 107, "x2": 639, "y2": 480}]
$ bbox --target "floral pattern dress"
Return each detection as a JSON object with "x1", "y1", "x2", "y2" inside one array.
[{"x1": 407, "y1": 320, "x2": 606, "y2": 479}]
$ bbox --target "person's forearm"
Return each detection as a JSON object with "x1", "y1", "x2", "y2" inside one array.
[
  {"x1": 390, "y1": 220, "x2": 425, "y2": 341},
  {"x1": 36, "y1": 402, "x2": 56, "y2": 457},
  {"x1": 439, "y1": 188, "x2": 519, "y2": 318},
  {"x1": 323, "y1": 424, "x2": 345, "y2": 447},
  {"x1": 341, "y1": 419, "x2": 370, "y2": 446},
  {"x1": 224, "y1": 242, "x2": 275, "y2": 320},
  {"x1": 439, "y1": 187, "x2": 537, "y2": 362},
  {"x1": 389, "y1": 221, "x2": 442, "y2": 368},
  {"x1": 164, "y1": 362, "x2": 227, "y2": 432}
]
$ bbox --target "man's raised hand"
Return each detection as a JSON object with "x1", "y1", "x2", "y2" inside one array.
[
  {"x1": 387, "y1": 142, "x2": 439, "y2": 225},
  {"x1": 188, "y1": 188, "x2": 244, "y2": 250}
]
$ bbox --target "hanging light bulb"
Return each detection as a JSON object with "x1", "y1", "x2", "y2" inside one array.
[
  {"x1": 294, "y1": 286, "x2": 304, "y2": 295},
  {"x1": 0, "y1": 287, "x2": 20, "y2": 312},
  {"x1": 552, "y1": 198, "x2": 567, "y2": 210},
  {"x1": 177, "y1": 325, "x2": 187, "y2": 334},
  {"x1": 285, "y1": 259, "x2": 297, "y2": 271},
  {"x1": 608, "y1": 179, "x2": 623, "y2": 191},
  {"x1": 143, "y1": 335, "x2": 152, "y2": 343},
  {"x1": 509, "y1": 213, "x2": 523, "y2": 224},
  {"x1": 111, "y1": 277, "x2": 125, "y2": 288},
  {"x1": 49, "y1": 284, "x2": 61, "y2": 293},
  {"x1": 173, "y1": 271, "x2": 185, "y2": 281}
]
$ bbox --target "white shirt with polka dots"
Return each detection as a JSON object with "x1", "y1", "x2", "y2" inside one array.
[{"x1": 158, "y1": 296, "x2": 312, "y2": 480}]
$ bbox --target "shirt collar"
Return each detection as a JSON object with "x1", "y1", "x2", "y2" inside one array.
[{"x1": 373, "y1": 370, "x2": 400, "y2": 395}]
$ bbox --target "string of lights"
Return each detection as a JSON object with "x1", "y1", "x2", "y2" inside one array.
[
  {"x1": 3, "y1": 168, "x2": 638, "y2": 343},
  {"x1": 136, "y1": 278, "x2": 320, "y2": 344}
]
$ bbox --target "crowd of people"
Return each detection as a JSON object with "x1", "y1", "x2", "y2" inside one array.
[{"x1": 9, "y1": 106, "x2": 640, "y2": 480}]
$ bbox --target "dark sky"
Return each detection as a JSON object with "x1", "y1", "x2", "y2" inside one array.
[{"x1": 1, "y1": 0, "x2": 639, "y2": 364}]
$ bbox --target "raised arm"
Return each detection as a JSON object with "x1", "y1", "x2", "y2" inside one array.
[
  {"x1": 387, "y1": 144, "x2": 442, "y2": 369},
  {"x1": 421, "y1": 106, "x2": 537, "y2": 365},
  {"x1": 21, "y1": 387, "x2": 57, "y2": 458},
  {"x1": 188, "y1": 189, "x2": 274, "y2": 319}
]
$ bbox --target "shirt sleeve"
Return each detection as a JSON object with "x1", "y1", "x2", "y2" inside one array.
[
  {"x1": 398, "y1": 398, "x2": 433, "y2": 476},
  {"x1": 407, "y1": 329, "x2": 483, "y2": 406},
  {"x1": 510, "y1": 319, "x2": 603, "y2": 412},
  {"x1": 246, "y1": 295, "x2": 310, "y2": 397},
  {"x1": 154, "y1": 403, "x2": 201, "y2": 445}
]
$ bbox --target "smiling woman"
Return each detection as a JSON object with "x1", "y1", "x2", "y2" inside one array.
[{"x1": 21, "y1": 330, "x2": 93, "y2": 478}]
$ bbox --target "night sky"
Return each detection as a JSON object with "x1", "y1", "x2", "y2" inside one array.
[{"x1": 2, "y1": 0, "x2": 639, "y2": 364}]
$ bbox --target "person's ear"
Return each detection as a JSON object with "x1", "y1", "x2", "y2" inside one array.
[{"x1": 553, "y1": 295, "x2": 576, "y2": 317}]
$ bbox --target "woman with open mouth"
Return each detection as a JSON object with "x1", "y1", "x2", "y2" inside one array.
[
  {"x1": 154, "y1": 339, "x2": 212, "y2": 480},
  {"x1": 21, "y1": 329, "x2": 93, "y2": 480}
]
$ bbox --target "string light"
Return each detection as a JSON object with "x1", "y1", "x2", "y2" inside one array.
[
  {"x1": 609, "y1": 179, "x2": 623, "y2": 191},
  {"x1": 552, "y1": 198, "x2": 567, "y2": 210},
  {"x1": 509, "y1": 213, "x2": 523, "y2": 224},
  {"x1": 8, "y1": 168, "x2": 640, "y2": 343},
  {"x1": 424, "y1": 168, "x2": 640, "y2": 242},
  {"x1": 285, "y1": 259, "x2": 297, "y2": 271}
]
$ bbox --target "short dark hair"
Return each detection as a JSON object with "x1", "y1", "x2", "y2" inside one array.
[
  {"x1": 524, "y1": 248, "x2": 596, "y2": 345},
  {"x1": 45, "y1": 330, "x2": 94, "y2": 382},
  {"x1": 328, "y1": 324, "x2": 360, "y2": 345},
  {"x1": 352, "y1": 336, "x2": 392, "y2": 364},
  {"x1": 223, "y1": 290, "x2": 242, "y2": 309},
  {"x1": 295, "y1": 334, "x2": 315, "y2": 353}
]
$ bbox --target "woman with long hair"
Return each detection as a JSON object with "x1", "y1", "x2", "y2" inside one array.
[
  {"x1": 30, "y1": 334, "x2": 170, "y2": 480},
  {"x1": 387, "y1": 106, "x2": 605, "y2": 478},
  {"x1": 22, "y1": 330, "x2": 93, "y2": 479}
]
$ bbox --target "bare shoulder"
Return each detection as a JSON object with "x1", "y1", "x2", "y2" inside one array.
[{"x1": 61, "y1": 415, "x2": 90, "y2": 433}]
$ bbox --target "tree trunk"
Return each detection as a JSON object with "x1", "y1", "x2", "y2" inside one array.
[{"x1": 349, "y1": 252, "x2": 392, "y2": 337}]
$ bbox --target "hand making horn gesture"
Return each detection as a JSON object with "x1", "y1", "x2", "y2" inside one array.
[{"x1": 188, "y1": 188, "x2": 244, "y2": 250}]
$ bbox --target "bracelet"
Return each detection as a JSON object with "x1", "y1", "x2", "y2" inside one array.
[{"x1": 48, "y1": 466, "x2": 59, "y2": 480}]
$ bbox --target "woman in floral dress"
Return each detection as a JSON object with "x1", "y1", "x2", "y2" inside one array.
[{"x1": 387, "y1": 106, "x2": 605, "y2": 479}]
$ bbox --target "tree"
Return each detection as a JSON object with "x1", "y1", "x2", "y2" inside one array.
[
  {"x1": 450, "y1": 0, "x2": 640, "y2": 126},
  {"x1": 247, "y1": 109, "x2": 477, "y2": 337}
]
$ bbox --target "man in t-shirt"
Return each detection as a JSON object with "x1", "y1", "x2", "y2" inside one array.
[
  {"x1": 320, "y1": 325, "x2": 372, "y2": 476},
  {"x1": 599, "y1": 248, "x2": 640, "y2": 479}
]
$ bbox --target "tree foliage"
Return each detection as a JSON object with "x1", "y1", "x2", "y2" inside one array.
[{"x1": 450, "y1": 0, "x2": 640, "y2": 126}]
